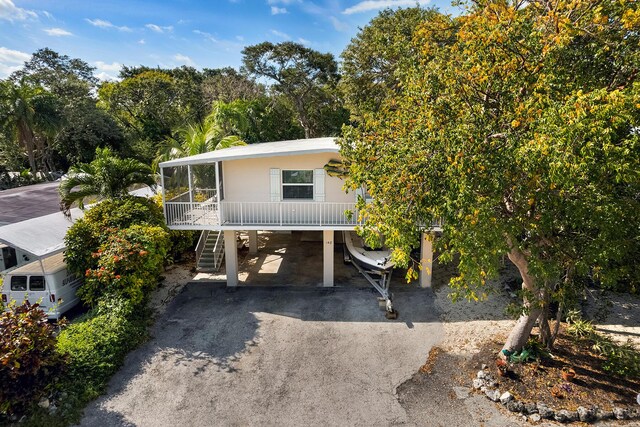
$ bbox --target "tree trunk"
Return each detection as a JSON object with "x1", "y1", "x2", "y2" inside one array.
[
  {"x1": 17, "y1": 120, "x2": 37, "y2": 175},
  {"x1": 501, "y1": 244, "x2": 542, "y2": 356}
]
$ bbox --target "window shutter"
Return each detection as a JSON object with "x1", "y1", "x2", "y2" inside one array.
[
  {"x1": 314, "y1": 168, "x2": 325, "y2": 202},
  {"x1": 270, "y1": 168, "x2": 281, "y2": 201}
]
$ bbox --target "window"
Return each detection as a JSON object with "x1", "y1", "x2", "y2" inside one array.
[
  {"x1": 10, "y1": 276, "x2": 27, "y2": 291},
  {"x1": 282, "y1": 170, "x2": 314, "y2": 200},
  {"x1": 29, "y1": 276, "x2": 46, "y2": 291}
]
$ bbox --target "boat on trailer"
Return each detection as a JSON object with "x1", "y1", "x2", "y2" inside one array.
[{"x1": 342, "y1": 231, "x2": 397, "y2": 319}]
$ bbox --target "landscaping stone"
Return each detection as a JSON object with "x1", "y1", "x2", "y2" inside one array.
[
  {"x1": 485, "y1": 388, "x2": 501, "y2": 402},
  {"x1": 596, "y1": 409, "x2": 614, "y2": 420},
  {"x1": 499, "y1": 391, "x2": 513, "y2": 405},
  {"x1": 472, "y1": 378, "x2": 484, "y2": 390},
  {"x1": 453, "y1": 386, "x2": 470, "y2": 400},
  {"x1": 613, "y1": 407, "x2": 628, "y2": 420},
  {"x1": 477, "y1": 370, "x2": 486, "y2": 379},
  {"x1": 529, "y1": 413, "x2": 541, "y2": 423},
  {"x1": 481, "y1": 363, "x2": 488, "y2": 370},
  {"x1": 537, "y1": 402, "x2": 555, "y2": 419},
  {"x1": 507, "y1": 400, "x2": 524, "y2": 413},
  {"x1": 38, "y1": 398, "x2": 50, "y2": 409},
  {"x1": 554, "y1": 409, "x2": 571, "y2": 423},
  {"x1": 577, "y1": 406, "x2": 596, "y2": 422},
  {"x1": 523, "y1": 402, "x2": 538, "y2": 415}
]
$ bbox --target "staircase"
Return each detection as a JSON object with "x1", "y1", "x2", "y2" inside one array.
[{"x1": 196, "y1": 230, "x2": 225, "y2": 272}]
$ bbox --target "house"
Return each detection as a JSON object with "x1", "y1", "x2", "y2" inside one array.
[{"x1": 159, "y1": 137, "x2": 434, "y2": 288}]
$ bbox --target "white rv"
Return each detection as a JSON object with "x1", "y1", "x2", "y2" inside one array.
[{"x1": 1, "y1": 253, "x2": 82, "y2": 319}]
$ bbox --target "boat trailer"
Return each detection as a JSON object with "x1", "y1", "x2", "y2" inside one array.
[{"x1": 344, "y1": 250, "x2": 397, "y2": 319}]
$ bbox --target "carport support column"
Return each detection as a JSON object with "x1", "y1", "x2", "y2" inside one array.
[
  {"x1": 224, "y1": 230, "x2": 238, "y2": 287},
  {"x1": 248, "y1": 230, "x2": 258, "y2": 254},
  {"x1": 420, "y1": 232, "x2": 433, "y2": 288},
  {"x1": 323, "y1": 229, "x2": 334, "y2": 287}
]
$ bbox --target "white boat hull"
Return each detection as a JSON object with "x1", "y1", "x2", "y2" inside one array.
[{"x1": 343, "y1": 231, "x2": 394, "y2": 273}]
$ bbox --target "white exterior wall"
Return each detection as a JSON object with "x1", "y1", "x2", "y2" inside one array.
[{"x1": 222, "y1": 152, "x2": 353, "y2": 203}]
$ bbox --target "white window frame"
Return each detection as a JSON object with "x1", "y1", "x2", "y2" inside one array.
[{"x1": 281, "y1": 169, "x2": 315, "y2": 201}]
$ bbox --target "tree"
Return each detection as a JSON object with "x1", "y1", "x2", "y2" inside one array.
[
  {"x1": 59, "y1": 147, "x2": 155, "y2": 213},
  {"x1": 341, "y1": 0, "x2": 640, "y2": 354},
  {"x1": 10, "y1": 48, "x2": 97, "y2": 101},
  {"x1": 340, "y1": 6, "x2": 440, "y2": 121},
  {"x1": 53, "y1": 101, "x2": 126, "y2": 168},
  {"x1": 0, "y1": 80, "x2": 63, "y2": 174},
  {"x1": 98, "y1": 70, "x2": 187, "y2": 162},
  {"x1": 201, "y1": 67, "x2": 265, "y2": 106},
  {"x1": 242, "y1": 41, "x2": 346, "y2": 138}
]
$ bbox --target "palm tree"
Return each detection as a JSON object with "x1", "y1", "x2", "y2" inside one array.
[
  {"x1": 0, "y1": 81, "x2": 62, "y2": 174},
  {"x1": 59, "y1": 147, "x2": 155, "y2": 213},
  {"x1": 155, "y1": 101, "x2": 248, "y2": 166}
]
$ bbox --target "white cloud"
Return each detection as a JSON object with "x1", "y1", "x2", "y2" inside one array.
[
  {"x1": 41, "y1": 10, "x2": 53, "y2": 20},
  {"x1": 271, "y1": 6, "x2": 287, "y2": 14},
  {"x1": 138, "y1": 39, "x2": 146, "y2": 44},
  {"x1": 86, "y1": 18, "x2": 131, "y2": 32},
  {"x1": 329, "y1": 16, "x2": 349, "y2": 31},
  {"x1": 267, "y1": 0, "x2": 300, "y2": 4},
  {"x1": 270, "y1": 29, "x2": 290, "y2": 40},
  {"x1": 0, "y1": 0, "x2": 37, "y2": 22},
  {"x1": 297, "y1": 37, "x2": 310, "y2": 46},
  {"x1": 94, "y1": 61, "x2": 122, "y2": 72},
  {"x1": 146, "y1": 23, "x2": 173, "y2": 33},
  {"x1": 174, "y1": 53, "x2": 195, "y2": 66},
  {"x1": 194, "y1": 29, "x2": 218, "y2": 43},
  {"x1": 95, "y1": 71, "x2": 117, "y2": 81},
  {"x1": 43, "y1": 27, "x2": 72, "y2": 36},
  {"x1": 236, "y1": 35, "x2": 244, "y2": 41},
  {"x1": 0, "y1": 46, "x2": 30, "y2": 77},
  {"x1": 343, "y1": 0, "x2": 430, "y2": 15}
]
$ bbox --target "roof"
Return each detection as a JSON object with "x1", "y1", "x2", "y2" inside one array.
[
  {"x1": 8, "y1": 252, "x2": 66, "y2": 275},
  {"x1": 159, "y1": 137, "x2": 340, "y2": 168},
  {"x1": 0, "y1": 208, "x2": 84, "y2": 259}
]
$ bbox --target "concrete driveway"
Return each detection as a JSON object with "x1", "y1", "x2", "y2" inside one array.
[{"x1": 80, "y1": 283, "x2": 443, "y2": 426}]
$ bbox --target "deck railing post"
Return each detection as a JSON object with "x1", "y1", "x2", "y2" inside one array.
[
  {"x1": 279, "y1": 203, "x2": 283, "y2": 226},
  {"x1": 240, "y1": 203, "x2": 244, "y2": 226}
]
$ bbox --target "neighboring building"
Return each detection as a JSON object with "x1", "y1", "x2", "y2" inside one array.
[{"x1": 159, "y1": 137, "x2": 434, "y2": 287}]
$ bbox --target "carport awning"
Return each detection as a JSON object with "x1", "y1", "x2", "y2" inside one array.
[{"x1": 0, "y1": 208, "x2": 84, "y2": 259}]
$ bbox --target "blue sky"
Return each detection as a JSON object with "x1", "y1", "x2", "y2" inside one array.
[{"x1": 0, "y1": 0, "x2": 457, "y2": 81}]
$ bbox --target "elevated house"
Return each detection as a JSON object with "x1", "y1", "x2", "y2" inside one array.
[{"x1": 159, "y1": 137, "x2": 434, "y2": 288}]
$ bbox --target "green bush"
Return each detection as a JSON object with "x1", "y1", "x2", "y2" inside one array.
[
  {"x1": 56, "y1": 296, "x2": 149, "y2": 401},
  {"x1": 0, "y1": 301, "x2": 66, "y2": 416},
  {"x1": 567, "y1": 312, "x2": 640, "y2": 378},
  {"x1": 79, "y1": 225, "x2": 170, "y2": 306},
  {"x1": 65, "y1": 196, "x2": 167, "y2": 276}
]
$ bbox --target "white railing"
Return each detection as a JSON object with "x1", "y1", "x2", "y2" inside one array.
[
  {"x1": 164, "y1": 200, "x2": 360, "y2": 228},
  {"x1": 165, "y1": 201, "x2": 219, "y2": 227},
  {"x1": 221, "y1": 202, "x2": 360, "y2": 226}
]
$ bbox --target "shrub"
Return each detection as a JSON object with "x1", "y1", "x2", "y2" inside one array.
[
  {"x1": 79, "y1": 225, "x2": 170, "y2": 306},
  {"x1": 65, "y1": 196, "x2": 167, "y2": 278},
  {"x1": 56, "y1": 296, "x2": 149, "y2": 401},
  {"x1": 567, "y1": 311, "x2": 640, "y2": 378},
  {"x1": 0, "y1": 301, "x2": 66, "y2": 416}
]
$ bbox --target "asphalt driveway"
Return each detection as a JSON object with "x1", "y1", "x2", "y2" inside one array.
[{"x1": 80, "y1": 283, "x2": 443, "y2": 426}]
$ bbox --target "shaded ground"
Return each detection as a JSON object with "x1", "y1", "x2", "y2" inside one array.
[
  {"x1": 0, "y1": 181, "x2": 61, "y2": 226},
  {"x1": 471, "y1": 331, "x2": 640, "y2": 411},
  {"x1": 80, "y1": 283, "x2": 444, "y2": 427}
]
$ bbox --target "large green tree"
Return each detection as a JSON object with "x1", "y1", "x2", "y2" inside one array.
[
  {"x1": 340, "y1": 6, "x2": 441, "y2": 121},
  {"x1": 242, "y1": 41, "x2": 347, "y2": 138},
  {"x1": 341, "y1": 0, "x2": 640, "y2": 354},
  {"x1": 0, "y1": 81, "x2": 63, "y2": 174}
]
